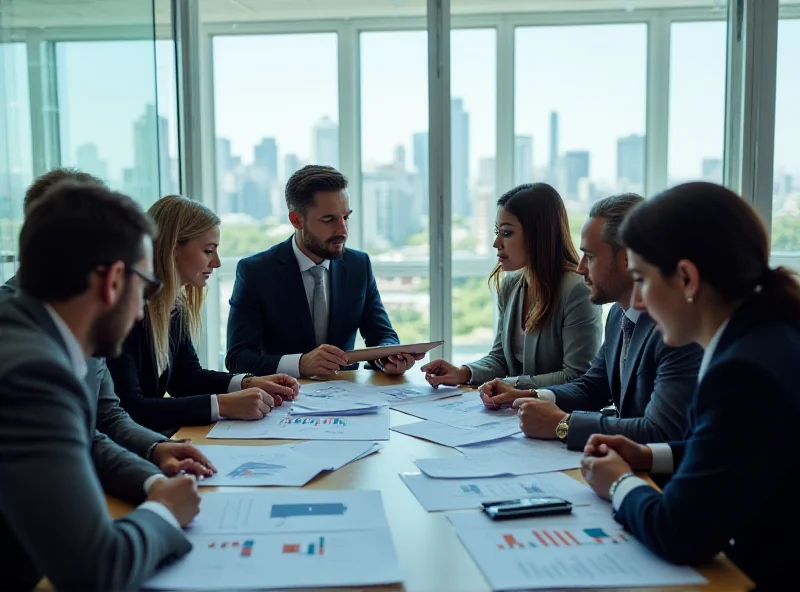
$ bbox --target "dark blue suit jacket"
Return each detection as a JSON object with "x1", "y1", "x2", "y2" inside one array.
[
  {"x1": 225, "y1": 237, "x2": 399, "y2": 375},
  {"x1": 547, "y1": 304, "x2": 702, "y2": 450},
  {"x1": 615, "y1": 300, "x2": 800, "y2": 590}
]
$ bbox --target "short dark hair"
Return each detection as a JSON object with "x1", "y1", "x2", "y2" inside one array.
[
  {"x1": 23, "y1": 167, "x2": 106, "y2": 216},
  {"x1": 620, "y1": 182, "x2": 800, "y2": 324},
  {"x1": 18, "y1": 182, "x2": 157, "y2": 302},
  {"x1": 285, "y1": 165, "x2": 348, "y2": 216},
  {"x1": 589, "y1": 193, "x2": 644, "y2": 253}
]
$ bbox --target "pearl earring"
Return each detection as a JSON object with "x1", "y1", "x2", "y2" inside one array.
[{"x1": 686, "y1": 295, "x2": 694, "y2": 303}]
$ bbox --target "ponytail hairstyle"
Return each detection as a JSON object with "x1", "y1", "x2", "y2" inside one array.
[{"x1": 620, "y1": 181, "x2": 800, "y2": 324}]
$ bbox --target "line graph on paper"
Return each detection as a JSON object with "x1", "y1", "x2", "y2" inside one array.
[{"x1": 219, "y1": 496, "x2": 254, "y2": 531}]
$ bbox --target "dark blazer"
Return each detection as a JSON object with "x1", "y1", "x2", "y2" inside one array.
[
  {"x1": 0, "y1": 293, "x2": 190, "y2": 591},
  {"x1": 547, "y1": 304, "x2": 702, "y2": 450},
  {"x1": 615, "y1": 300, "x2": 800, "y2": 590},
  {"x1": 106, "y1": 309, "x2": 235, "y2": 432},
  {"x1": 226, "y1": 236, "x2": 399, "y2": 375},
  {"x1": 2, "y1": 275, "x2": 168, "y2": 462}
]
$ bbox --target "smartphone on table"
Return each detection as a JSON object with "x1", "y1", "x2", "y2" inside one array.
[{"x1": 481, "y1": 497, "x2": 573, "y2": 520}]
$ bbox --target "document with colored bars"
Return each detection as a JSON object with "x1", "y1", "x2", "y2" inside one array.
[
  {"x1": 144, "y1": 490, "x2": 402, "y2": 590},
  {"x1": 448, "y1": 512, "x2": 707, "y2": 590}
]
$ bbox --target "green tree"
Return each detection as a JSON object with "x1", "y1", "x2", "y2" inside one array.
[{"x1": 771, "y1": 214, "x2": 800, "y2": 252}]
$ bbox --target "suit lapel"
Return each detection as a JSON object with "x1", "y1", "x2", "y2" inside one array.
[
  {"x1": 327, "y1": 257, "x2": 348, "y2": 345},
  {"x1": 619, "y1": 313, "x2": 655, "y2": 411},
  {"x1": 277, "y1": 238, "x2": 316, "y2": 348},
  {"x1": 606, "y1": 307, "x2": 624, "y2": 397}
]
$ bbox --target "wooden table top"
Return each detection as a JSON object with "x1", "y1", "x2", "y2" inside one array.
[{"x1": 106, "y1": 370, "x2": 753, "y2": 592}]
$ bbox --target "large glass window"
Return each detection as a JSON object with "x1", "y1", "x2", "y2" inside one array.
[
  {"x1": 56, "y1": 40, "x2": 177, "y2": 207},
  {"x1": 360, "y1": 30, "x2": 429, "y2": 346},
  {"x1": 451, "y1": 28, "x2": 496, "y2": 366},
  {"x1": 668, "y1": 21, "x2": 727, "y2": 186},
  {"x1": 211, "y1": 32, "x2": 339, "y2": 356},
  {"x1": 514, "y1": 24, "x2": 647, "y2": 248},
  {"x1": 0, "y1": 42, "x2": 31, "y2": 281},
  {"x1": 772, "y1": 17, "x2": 800, "y2": 253}
]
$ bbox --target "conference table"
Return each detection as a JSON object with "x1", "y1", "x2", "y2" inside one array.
[{"x1": 107, "y1": 370, "x2": 753, "y2": 592}]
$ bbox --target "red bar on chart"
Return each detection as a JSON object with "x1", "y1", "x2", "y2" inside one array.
[
  {"x1": 283, "y1": 544, "x2": 301, "y2": 554},
  {"x1": 503, "y1": 534, "x2": 523, "y2": 549},
  {"x1": 533, "y1": 531, "x2": 548, "y2": 547},
  {"x1": 565, "y1": 530, "x2": 581, "y2": 546},
  {"x1": 553, "y1": 530, "x2": 572, "y2": 546},
  {"x1": 542, "y1": 530, "x2": 560, "y2": 546}
]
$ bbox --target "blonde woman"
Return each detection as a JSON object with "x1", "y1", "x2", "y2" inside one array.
[{"x1": 107, "y1": 195, "x2": 299, "y2": 433}]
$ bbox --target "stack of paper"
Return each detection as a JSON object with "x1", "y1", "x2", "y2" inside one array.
[
  {"x1": 399, "y1": 471, "x2": 603, "y2": 512},
  {"x1": 447, "y1": 511, "x2": 707, "y2": 590},
  {"x1": 391, "y1": 392, "x2": 521, "y2": 447},
  {"x1": 196, "y1": 441, "x2": 383, "y2": 487},
  {"x1": 207, "y1": 405, "x2": 391, "y2": 441},
  {"x1": 145, "y1": 490, "x2": 403, "y2": 590}
]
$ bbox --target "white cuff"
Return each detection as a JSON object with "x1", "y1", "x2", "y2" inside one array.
[
  {"x1": 143, "y1": 473, "x2": 167, "y2": 495},
  {"x1": 210, "y1": 394, "x2": 221, "y2": 422},
  {"x1": 227, "y1": 373, "x2": 247, "y2": 392},
  {"x1": 647, "y1": 443, "x2": 674, "y2": 474},
  {"x1": 139, "y1": 500, "x2": 183, "y2": 531},
  {"x1": 277, "y1": 354, "x2": 302, "y2": 378},
  {"x1": 611, "y1": 475, "x2": 652, "y2": 511},
  {"x1": 536, "y1": 389, "x2": 556, "y2": 402}
]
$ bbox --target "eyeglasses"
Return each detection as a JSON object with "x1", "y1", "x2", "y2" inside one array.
[
  {"x1": 94, "y1": 265, "x2": 163, "y2": 302},
  {"x1": 127, "y1": 267, "x2": 163, "y2": 302}
]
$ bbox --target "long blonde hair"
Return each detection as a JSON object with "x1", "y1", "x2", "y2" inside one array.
[{"x1": 147, "y1": 195, "x2": 221, "y2": 375}]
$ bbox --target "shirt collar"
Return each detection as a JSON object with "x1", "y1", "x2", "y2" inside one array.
[
  {"x1": 698, "y1": 317, "x2": 731, "y2": 382},
  {"x1": 623, "y1": 308, "x2": 641, "y2": 324},
  {"x1": 292, "y1": 234, "x2": 331, "y2": 274},
  {"x1": 44, "y1": 304, "x2": 88, "y2": 379}
]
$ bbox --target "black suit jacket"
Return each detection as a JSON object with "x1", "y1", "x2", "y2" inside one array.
[
  {"x1": 547, "y1": 305, "x2": 702, "y2": 449},
  {"x1": 615, "y1": 300, "x2": 800, "y2": 590},
  {"x1": 0, "y1": 293, "x2": 190, "y2": 591},
  {"x1": 106, "y1": 309, "x2": 235, "y2": 432},
  {"x1": 226, "y1": 236, "x2": 399, "y2": 375}
]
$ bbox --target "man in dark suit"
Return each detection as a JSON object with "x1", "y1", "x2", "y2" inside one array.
[
  {"x1": 480, "y1": 194, "x2": 702, "y2": 450},
  {"x1": 0, "y1": 168, "x2": 216, "y2": 477},
  {"x1": 226, "y1": 165, "x2": 418, "y2": 378},
  {"x1": 0, "y1": 182, "x2": 199, "y2": 590}
]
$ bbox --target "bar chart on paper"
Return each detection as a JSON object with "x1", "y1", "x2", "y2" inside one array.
[
  {"x1": 282, "y1": 536, "x2": 326, "y2": 556},
  {"x1": 453, "y1": 523, "x2": 707, "y2": 591}
]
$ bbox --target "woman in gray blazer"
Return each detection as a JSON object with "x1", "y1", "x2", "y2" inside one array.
[{"x1": 422, "y1": 183, "x2": 602, "y2": 389}]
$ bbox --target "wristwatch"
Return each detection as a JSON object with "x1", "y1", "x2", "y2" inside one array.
[{"x1": 555, "y1": 414, "x2": 571, "y2": 443}]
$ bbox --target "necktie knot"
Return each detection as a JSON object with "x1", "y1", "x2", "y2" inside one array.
[{"x1": 308, "y1": 264, "x2": 325, "y2": 284}]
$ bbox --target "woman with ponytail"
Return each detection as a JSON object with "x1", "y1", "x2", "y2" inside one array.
[
  {"x1": 107, "y1": 195, "x2": 300, "y2": 433},
  {"x1": 579, "y1": 182, "x2": 799, "y2": 590}
]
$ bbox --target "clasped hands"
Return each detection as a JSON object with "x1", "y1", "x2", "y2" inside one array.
[{"x1": 299, "y1": 344, "x2": 424, "y2": 377}]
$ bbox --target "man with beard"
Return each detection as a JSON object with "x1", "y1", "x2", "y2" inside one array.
[
  {"x1": 1, "y1": 168, "x2": 216, "y2": 480},
  {"x1": 479, "y1": 193, "x2": 703, "y2": 450},
  {"x1": 0, "y1": 182, "x2": 198, "y2": 590},
  {"x1": 226, "y1": 165, "x2": 415, "y2": 378}
]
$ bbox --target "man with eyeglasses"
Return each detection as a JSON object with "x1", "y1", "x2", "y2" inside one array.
[
  {"x1": 1, "y1": 168, "x2": 216, "y2": 480},
  {"x1": 0, "y1": 181, "x2": 202, "y2": 590}
]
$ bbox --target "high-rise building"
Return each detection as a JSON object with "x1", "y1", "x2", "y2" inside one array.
[
  {"x1": 548, "y1": 111, "x2": 560, "y2": 186},
  {"x1": 701, "y1": 158, "x2": 723, "y2": 183},
  {"x1": 362, "y1": 167, "x2": 419, "y2": 248},
  {"x1": 451, "y1": 98, "x2": 471, "y2": 219},
  {"x1": 478, "y1": 157, "x2": 495, "y2": 189},
  {"x1": 617, "y1": 134, "x2": 645, "y2": 187},
  {"x1": 254, "y1": 137, "x2": 279, "y2": 182},
  {"x1": 560, "y1": 150, "x2": 590, "y2": 201},
  {"x1": 284, "y1": 154, "x2": 303, "y2": 182},
  {"x1": 75, "y1": 143, "x2": 108, "y2": 181},
  {"x1": 131, "y1": 104, "x2": 172, "y2": 207},
  {"x1": 514, "y1": 135, "x2": 534, "y2": 186},
  {"x1": 412, "y1": 131, "x2": 429, "y2": 222},
  {"x1": 313, "y1": 116, "x2": 339, "y2": 168}
]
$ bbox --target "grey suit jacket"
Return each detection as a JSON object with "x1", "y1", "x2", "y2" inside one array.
[
  {"x1": 466, "y1": 271, "x2": 602, "y2": 388},
  {"x1": 2, "y1": 276, "x2": 166, "y2": 495},
  {"x1": 0, "y1": 292, "x2": 191, "y2": 591},
  {"x1": 546, "y1": 304, "x2": 702, "y2": 450}
]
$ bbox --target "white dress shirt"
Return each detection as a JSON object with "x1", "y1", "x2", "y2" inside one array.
[
  {"x1": 275, "y1": 236, "x2": 332, "y2": 378},
  {"x1": 44, "y1": 305, "x2": 181, "y2": 531},
  {"x1": 611, "y1": 316, "x2": 731, "y2": 511}
]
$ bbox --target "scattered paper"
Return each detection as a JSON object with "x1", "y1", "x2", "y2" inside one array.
[
  {"x1": 396, "y1": 391, "x2": 519, "y2": 427},
  {"x1": 144, "y1": 491, "x2": 402, "y2": 590},
  {"x1": 451, "y1": 515, "x2": 706, "y2": 590},
  {"x1": 392, "y1": 419, "x2": 521, "y2": 447},
  {"x1": 196, "y1": 445, "x2": 326, "y2": 487},
  {"x1": 374, "y1": 384, "x2": 465, "y2": 406},
  {"x1": 291, "y1": 440, "x2": 383, "y2": 471},
  {"x1": 400, "y1": 471, "x2": 604, "y2": 512}
]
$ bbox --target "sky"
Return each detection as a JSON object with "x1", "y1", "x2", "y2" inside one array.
[{"x1": 2, "y1": 17, "x2": 799, "y2": 193}]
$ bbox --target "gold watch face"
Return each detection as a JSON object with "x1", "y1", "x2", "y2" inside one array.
[{"x1": 555, "y1": 421, "x2": 569, "y2": 439}]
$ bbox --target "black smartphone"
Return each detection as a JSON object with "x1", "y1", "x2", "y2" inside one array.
[{"x1": 481, "y1": 497, "x2": 573, "y2": 520}]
